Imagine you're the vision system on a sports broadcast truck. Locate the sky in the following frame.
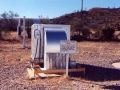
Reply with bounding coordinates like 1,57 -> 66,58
0,0 -> 120,19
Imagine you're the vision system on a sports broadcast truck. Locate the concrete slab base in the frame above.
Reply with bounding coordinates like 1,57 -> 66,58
112,62 -> 120,68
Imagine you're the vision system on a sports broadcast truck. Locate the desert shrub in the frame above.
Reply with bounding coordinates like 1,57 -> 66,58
71,34 -> 83,42
93,29 -> 102,39
26,19 -> 33,38
26,27 -> 31,38
0,11 -> 19,31
101,27 -> 115,41
94,31 -> 99,38
81,28 -> 90,40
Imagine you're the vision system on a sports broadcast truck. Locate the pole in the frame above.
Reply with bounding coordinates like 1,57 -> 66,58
17,19 -> 21,36
80,0 -> 83,35
66,54 -> 69,78
81,0 -> 83,11
22,16 -> 26,48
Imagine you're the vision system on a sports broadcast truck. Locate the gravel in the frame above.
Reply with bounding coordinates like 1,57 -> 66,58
1,39 -> 120,90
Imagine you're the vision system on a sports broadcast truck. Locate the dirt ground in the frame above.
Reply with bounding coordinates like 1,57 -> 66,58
0,32 -> 120,90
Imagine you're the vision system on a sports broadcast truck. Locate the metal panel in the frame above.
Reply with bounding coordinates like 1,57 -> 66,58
41,24 -> 70,40
45,29 -> 67,53
31,24 -> 42,62
46,53 -> 66,69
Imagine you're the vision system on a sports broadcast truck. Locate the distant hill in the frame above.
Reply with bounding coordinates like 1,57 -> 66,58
52,7 -> 120,31
51,7 -> 120,41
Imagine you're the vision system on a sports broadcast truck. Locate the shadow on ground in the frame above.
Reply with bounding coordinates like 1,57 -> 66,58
0,38 -> 20,42
69,63 -> 120,82
102,85 -> 120,90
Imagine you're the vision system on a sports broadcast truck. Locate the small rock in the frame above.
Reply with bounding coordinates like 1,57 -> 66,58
91,84 -> 94,87
16,58 -> 21,61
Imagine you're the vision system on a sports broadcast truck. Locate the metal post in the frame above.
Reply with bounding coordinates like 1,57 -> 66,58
81,0 -> 83,11
17,19 -> 21,36
22,16 -> 26,48
66,54 -> 69,78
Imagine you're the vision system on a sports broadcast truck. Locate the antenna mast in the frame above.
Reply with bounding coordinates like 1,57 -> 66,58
81,0 -> 83,11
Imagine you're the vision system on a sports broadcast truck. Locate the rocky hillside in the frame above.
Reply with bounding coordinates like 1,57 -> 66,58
50,8 -> 120,41
53,7 -> 120,31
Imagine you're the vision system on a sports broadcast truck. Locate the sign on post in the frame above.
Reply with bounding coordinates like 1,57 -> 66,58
60,40 -> 77,54
60,40 -> 77,78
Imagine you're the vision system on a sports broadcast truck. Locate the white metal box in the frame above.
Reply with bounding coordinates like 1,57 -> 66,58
31,24 -> 70,70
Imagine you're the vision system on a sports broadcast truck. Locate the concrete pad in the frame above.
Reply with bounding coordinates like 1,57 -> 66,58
112,62 -> 120,68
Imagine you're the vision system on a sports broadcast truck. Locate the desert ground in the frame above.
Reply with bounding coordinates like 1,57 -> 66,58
0,32 -> 120,90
